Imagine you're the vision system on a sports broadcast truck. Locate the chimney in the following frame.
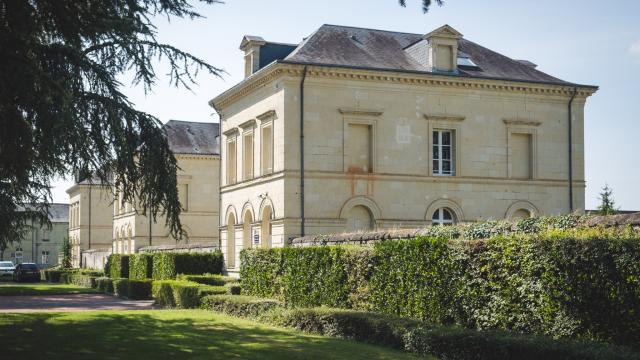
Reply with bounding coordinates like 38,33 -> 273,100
240,35 -> 266,78
424,25 -> 463,73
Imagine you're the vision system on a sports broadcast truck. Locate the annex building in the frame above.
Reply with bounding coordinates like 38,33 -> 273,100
210,24 -> 597,273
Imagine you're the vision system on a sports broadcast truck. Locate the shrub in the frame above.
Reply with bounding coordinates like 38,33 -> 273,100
152,251 -> 224,280
75,269 -> 104,277
241,227 -> 640,346
176,273 -> 237,286
43,269 -> 76,283
403,327 -> 639,360
265,307 -> 421,350
129,254 -> 153,280
128,279 -> 153,300
201,295 -> 282,318
96,277 -> 114,293
225,282 -> 241,295
113,278 -> 129,298
152,280 -> 176,307
67,274 -> 97,288
106,254 -> 129,279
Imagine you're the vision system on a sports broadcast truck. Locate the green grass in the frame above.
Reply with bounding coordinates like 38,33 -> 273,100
0,310 -> 419,359
0,282 -> 98,296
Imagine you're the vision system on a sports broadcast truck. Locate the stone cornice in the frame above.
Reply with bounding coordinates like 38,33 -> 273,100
256,109 -> 277,121
211,62 -> 598,111
338,108 -> 383,117
174,153 -> 220,160
239,119 -> 256,129
424,114 -> 465,122
503,119 -> 542,127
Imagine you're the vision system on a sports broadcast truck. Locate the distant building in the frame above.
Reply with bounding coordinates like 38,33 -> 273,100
66,176 -> 114,268
111,120 -> 221,254
1,203 -> 69,267
210,24 -> 598,274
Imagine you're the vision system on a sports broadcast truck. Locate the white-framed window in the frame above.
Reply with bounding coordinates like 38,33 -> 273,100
41,251 -> 50,264
226,138 -> 237,184
432,130 -> 455,176
261,123 -> 273,175
432,208 -> 455,225
243,131 -> 254,180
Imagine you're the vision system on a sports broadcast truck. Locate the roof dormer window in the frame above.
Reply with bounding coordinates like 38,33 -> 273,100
457,51 -> 479,69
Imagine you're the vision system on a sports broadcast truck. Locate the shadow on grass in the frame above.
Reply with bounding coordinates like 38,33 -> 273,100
0,310 -> 416,360
0,282 -> 98,296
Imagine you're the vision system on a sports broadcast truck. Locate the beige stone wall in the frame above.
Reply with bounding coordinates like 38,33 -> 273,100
112,154 -> 220,254
67,184 -> 114,267
213,64 -> 594,274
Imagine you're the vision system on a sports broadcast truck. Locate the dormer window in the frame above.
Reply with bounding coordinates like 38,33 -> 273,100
423,25 -> 463,74
457,51 -> 479,69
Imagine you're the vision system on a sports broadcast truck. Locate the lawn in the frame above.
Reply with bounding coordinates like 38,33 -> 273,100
0,282 -> 99,296
0,309 -> 419,359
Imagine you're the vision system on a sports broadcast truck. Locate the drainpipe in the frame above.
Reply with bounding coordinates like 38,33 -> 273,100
299,66 -> 308,237
88,184 -> 92,250
567,86 -> 577,212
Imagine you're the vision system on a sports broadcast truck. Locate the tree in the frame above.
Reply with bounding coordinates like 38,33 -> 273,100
398,0 -> 444,13
60,236 -> 72,269
0,0 -> 223,251
597,184 -> 618,215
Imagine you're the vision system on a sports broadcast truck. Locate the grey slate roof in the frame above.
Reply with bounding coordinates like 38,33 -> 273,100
18,203 -> 69,223
276,24 -> 577,86
163,120 -> 220,155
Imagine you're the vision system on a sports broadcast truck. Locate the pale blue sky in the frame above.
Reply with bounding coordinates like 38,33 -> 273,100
51,0 -> 640,210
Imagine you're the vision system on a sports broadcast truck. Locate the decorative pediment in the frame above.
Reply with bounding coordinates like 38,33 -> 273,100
239,35 -> 265,51
503,118 -> 541,127
256,109 -> 277,121
424,25 -> 463,40
239,119 -> 256,129
423,114 -> 465,122
338,108 -> 383,117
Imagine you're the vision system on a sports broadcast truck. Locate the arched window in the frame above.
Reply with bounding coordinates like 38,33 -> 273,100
227,213 -> 236,269
243,210 -> 253,250
432,207 -> 456,226
261,206 -> 272,249
511,209 -> 531,220
346,205 -> 374,232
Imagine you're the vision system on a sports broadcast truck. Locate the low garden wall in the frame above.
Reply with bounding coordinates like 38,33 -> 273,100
241,225 -> 640,346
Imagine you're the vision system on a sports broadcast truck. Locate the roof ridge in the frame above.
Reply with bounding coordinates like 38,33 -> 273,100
322,23 -> 422,36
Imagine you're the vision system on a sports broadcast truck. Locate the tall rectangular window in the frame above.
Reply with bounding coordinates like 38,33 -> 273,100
261,124 -> 273,174
41,251 -> 50,264
511,133 -> 532,179
243,132 -> 254,180
432,130 -> 455,176
178,184 -> 188,211
346,123 -> 372,173
227,139 -> 237,184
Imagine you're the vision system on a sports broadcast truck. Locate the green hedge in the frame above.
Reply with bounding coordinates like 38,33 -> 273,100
225,282 -> 241,295
129,254 -> 153,280
106,254 -> 129,279
241,227 -> 640,346
152,251 -> 224,280
176,273 -> 237,286
96,277 -> 114,293
113,278 -> 129,298
203,295 -> 638,359
151,280 -> 225,308
43,269 -> 75,282
201,295 -> 282,318
128,279 -> 153,300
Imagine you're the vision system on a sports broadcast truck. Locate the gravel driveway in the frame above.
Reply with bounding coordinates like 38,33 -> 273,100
0,294 -> 155,312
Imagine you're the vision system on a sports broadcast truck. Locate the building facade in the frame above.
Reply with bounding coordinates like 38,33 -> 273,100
1,204 -> 69,268
112,120 -> 221,254
67,178 -> 114,267
211,24 -> 597,273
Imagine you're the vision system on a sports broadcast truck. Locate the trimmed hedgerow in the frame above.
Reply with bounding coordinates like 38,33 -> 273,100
176,273 -> 237,286
151,280 -> 225,308
127,279 -> 153,300
106,254 -> 129,279
200,295 -> 282,318
152,251 -> 223,280
241,227 -> 640,346
225,282 -> 241,295
113,278 -> 129,298
152,280 -> 176,307
403,326 -> 639,360
95,277 -> 114,293
129,253 -> 153,280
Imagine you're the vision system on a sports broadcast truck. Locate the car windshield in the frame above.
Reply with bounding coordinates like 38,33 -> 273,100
0,261 -> 13,267
21,264 -> 38,270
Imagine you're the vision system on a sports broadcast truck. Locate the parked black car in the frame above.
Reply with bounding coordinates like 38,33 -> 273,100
13,263 -> 41,282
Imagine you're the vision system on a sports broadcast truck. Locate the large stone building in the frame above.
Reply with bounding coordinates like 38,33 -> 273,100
67,177 -> 114,267
210,24 -> 597,273
1,204 -> 69,268
112,120 -> 221,254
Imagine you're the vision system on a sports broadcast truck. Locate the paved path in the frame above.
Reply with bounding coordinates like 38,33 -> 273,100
0,294 -> 155,312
